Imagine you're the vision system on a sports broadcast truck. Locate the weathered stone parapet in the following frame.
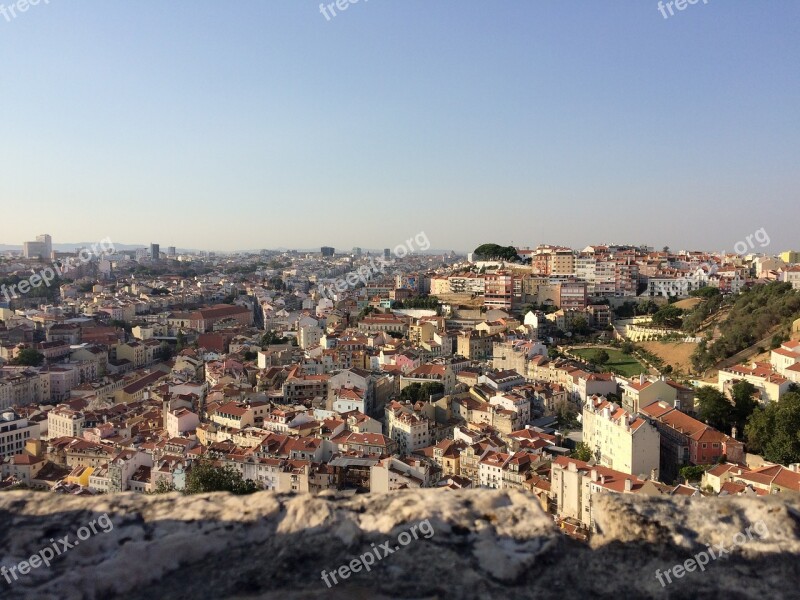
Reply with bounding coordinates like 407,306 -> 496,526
0,489 -> 797,599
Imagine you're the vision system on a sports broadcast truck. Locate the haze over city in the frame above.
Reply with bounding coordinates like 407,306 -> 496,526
1,2 -> 798,251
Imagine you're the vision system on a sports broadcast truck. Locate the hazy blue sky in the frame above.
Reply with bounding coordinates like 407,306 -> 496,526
1,1 -> 798,253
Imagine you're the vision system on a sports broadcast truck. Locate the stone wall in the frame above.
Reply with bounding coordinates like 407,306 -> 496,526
0,489 -> 798,599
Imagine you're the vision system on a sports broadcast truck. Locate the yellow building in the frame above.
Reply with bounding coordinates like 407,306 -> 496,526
780,251 -> 800,264
66,465 -> 95,487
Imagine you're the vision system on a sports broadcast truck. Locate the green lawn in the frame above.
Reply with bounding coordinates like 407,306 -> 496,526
571,348 -> 647,377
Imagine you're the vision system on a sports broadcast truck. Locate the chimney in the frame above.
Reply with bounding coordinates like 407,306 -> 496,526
591,469 -> 598,482
731,426 -> 738,440
650,468 -> 657,481
600,475 -> 605,485
639,374 -> 646,385
624,478 -> 632,492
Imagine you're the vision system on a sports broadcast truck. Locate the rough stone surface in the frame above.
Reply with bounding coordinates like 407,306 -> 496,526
0,489 -> 798,599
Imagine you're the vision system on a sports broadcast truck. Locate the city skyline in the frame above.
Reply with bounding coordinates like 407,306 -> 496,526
1,2 -> 798,251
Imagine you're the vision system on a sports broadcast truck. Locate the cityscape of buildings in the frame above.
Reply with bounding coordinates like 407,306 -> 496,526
1,233 -> 800,540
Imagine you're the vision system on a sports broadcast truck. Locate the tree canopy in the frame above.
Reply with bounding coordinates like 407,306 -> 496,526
691,282 -> 800,371
184,459 -> 258,495
473,244 -> 521,262
12,348 -> 45,367
695,386 -> 734,433
399,382 -> 445,403
745,390 -> 800,465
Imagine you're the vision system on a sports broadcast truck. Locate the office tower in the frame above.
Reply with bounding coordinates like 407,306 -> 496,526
321,247 -> 335,258
150,243 -> 160,261
23,233 -> 52,259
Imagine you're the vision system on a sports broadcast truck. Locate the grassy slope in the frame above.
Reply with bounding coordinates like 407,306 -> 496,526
571,348 -> 647,377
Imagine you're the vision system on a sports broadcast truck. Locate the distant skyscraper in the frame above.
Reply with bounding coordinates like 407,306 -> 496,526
167,246 -> 176,257
353,247 -> 362,256
321,246 -> 335,257
384,248 -> 391,260
150,243 -> 160,261
23,233 -> 52,259
36,234 -> 52,258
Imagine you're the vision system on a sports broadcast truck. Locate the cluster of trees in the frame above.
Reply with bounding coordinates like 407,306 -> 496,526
519,303 -> 559,315
267,277 -> 286,291
614,300 -> 660,318
398,382 -> 444,403
569,316 -> 592,336
261,330 -> 291,346
571,442 -> 594,462
358,306 -> 377,320
650,305 -> 684,329
695,382 -> 759,436
693,382 -> 800,465
472,244 -> 521,262
745,386 -> 800,465
691,283 -> 800,372
393,295 -> 440,310
681,288 -> 725,333
153,459 -> 259,495
109,319 -> 133,333
0,274 -> 63,303
679,465 -> 709,482
10,348 -> 45,367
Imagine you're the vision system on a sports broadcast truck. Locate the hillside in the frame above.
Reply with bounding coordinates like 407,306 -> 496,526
690,282 -> 800,373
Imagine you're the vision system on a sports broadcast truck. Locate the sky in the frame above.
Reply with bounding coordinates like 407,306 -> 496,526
0,1 -> 798,253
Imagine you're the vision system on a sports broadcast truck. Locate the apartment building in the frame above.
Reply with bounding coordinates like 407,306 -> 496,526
559,281 -> 588,310
550,250 -> 576,277
718,362 -> 792,404
0,410 -> 39,460
621,375 -> 694,415
771,341 -> 800,377
385,401 -> 432,455
551,456 -> 645,530
641,401 -> 744,483
47,406 -> 85,439
583,397 -> 660,478
0,369 -> 43,409
484,271 -> 515,310
456,330 -> 494,360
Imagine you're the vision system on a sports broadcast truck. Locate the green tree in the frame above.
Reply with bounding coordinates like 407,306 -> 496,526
570,316 -> 590,336
730,380 -> 759,434
571,442 -> 594,462
261,330 -> 289,346
151,479 -> 176,494
184,459 -> 259,495
744,391 -> 800,464
695,386 -> 734,433
472,244 -> 521,262
593,349 -> 610,366
12,348 -> 45,367
679,465 -> 707,482
690,286 -> 722,299
358,306 -> 377,320
176,331 -> 187,352
651,305 -> 684,329
399,382 -> 445,403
